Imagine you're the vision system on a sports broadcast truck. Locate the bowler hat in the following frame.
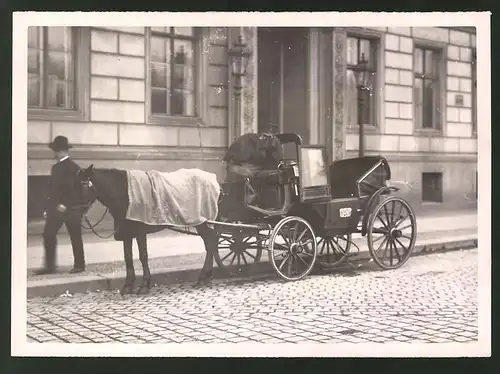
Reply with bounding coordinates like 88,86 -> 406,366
49,135 -> 72,152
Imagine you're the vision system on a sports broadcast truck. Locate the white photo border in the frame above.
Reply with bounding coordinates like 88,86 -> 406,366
12,11 -> 491,357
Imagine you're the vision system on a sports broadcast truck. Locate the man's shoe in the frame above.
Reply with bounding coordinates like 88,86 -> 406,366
33,267 -> 56,276
69,267 -> 85,274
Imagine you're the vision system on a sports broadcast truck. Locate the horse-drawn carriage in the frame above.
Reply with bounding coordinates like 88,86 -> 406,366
208,133 -> 417,281
78,131 -> 417,294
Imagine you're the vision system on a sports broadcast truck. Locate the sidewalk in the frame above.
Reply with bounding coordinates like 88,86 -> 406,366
27,208 -> 477,271
25,208 -> 478,298
26,200 -> 477,236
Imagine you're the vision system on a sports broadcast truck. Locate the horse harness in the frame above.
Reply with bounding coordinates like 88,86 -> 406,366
74,179 -> 116,239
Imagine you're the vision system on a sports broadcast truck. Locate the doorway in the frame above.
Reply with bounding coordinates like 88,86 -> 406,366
257,28 -> 309,144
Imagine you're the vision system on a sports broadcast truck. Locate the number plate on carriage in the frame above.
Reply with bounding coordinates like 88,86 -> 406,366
339,207 -> 352,218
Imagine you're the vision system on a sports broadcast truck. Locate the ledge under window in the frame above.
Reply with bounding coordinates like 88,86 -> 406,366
146,114 -> 207,127
28,106 -> 89,122
346,124 -> 379,134
414,127 -> 443,136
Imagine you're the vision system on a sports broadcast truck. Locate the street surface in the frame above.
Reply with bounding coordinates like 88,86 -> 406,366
27,249 -> 478,344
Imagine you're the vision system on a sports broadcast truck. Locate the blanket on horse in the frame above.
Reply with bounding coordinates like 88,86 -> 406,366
125,168 -> 220,227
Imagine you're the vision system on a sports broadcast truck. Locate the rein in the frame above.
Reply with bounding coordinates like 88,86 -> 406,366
81,206 -> 115,239
77,180 -> 116,239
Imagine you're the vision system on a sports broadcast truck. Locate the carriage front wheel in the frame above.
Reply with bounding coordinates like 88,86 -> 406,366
268,216 -> 318,281
367,196 -> 417,270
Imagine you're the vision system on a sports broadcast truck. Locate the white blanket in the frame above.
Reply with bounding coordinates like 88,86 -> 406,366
125,168 -> 220,227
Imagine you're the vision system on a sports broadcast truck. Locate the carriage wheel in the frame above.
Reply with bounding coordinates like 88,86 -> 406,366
367,196 -> 417,270
214,232 -> 263,276
316,234 -> 352,269
268,216 -> 317,281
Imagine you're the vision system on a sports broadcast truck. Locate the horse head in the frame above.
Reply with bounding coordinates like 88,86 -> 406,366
77,164 -> 98,207
79,164 -> 95,181
76,165 -> 128,217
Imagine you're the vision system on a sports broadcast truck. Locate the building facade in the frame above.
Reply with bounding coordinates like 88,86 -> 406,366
27,26 -> 477,227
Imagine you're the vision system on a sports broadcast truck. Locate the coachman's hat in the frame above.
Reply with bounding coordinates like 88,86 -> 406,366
48,135 -> 72,152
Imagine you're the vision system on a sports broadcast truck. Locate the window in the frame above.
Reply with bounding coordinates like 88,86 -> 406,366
472,49 -> 477,134
414,46 -> 442,129
27,26 -> 89,121
28,26 -> 77,110
148,27 -> 197,117
422,172 -> 443,203
346,36 -> 378,128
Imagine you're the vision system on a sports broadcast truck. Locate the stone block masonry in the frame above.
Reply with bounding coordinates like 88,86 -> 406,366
27,26 -> 233,177
344,27 -> 477,207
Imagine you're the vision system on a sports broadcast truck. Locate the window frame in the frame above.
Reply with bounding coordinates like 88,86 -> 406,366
28,26 -> 90,122
471,48 -> 477,136
413,40 -> 446,134
145,27 -> 208,126
422,171 -> 444,203
345,28 -> 382,133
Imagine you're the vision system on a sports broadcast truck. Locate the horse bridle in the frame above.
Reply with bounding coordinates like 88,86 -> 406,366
76,179 -> 115,239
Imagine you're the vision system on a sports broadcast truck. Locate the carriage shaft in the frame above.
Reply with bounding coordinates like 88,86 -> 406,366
206,220 -> 267,231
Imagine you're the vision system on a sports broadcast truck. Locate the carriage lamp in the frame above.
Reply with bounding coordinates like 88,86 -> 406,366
353,53 -> 372,158
229,35 -> 252,140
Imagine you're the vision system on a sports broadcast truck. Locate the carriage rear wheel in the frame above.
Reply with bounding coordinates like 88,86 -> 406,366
268,216 -> 317,281
316,234 -> 352,269
367,196 -> 417,270
214,231 -> 263,276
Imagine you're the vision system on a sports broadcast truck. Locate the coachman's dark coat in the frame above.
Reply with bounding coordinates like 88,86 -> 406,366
45,158 -> 82,212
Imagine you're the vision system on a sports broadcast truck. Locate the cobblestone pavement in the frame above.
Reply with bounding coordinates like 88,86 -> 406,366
26,249 -> 478,344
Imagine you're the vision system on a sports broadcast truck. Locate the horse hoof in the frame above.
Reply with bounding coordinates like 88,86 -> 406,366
121,285 -> 134,295
195,276 -> 213,287
136,286 -> 150,295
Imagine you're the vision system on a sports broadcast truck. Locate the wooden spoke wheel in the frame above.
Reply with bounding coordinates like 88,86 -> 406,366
214,231 -> 264,276
367,196 -> 417,270
268,216 -> 317,281
316,234 -> 352,269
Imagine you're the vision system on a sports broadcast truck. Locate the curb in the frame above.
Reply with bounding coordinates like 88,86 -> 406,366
27,235 -> 478,299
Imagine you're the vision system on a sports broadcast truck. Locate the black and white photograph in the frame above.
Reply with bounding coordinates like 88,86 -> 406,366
11,11 -> 490,357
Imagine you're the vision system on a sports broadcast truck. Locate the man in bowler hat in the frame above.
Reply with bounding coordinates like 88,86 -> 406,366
34,136 -> 86,275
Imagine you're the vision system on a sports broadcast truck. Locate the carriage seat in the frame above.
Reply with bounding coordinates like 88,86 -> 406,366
221,165 -> 295,211
225,166 -> 293,187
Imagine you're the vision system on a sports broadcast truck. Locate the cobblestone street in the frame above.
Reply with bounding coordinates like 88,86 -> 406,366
26,249 -> 478,344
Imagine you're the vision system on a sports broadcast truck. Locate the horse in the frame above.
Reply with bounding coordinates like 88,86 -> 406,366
76,165 -> 219,295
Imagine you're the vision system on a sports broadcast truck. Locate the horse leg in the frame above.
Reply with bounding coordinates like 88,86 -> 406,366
121,237 -> 136,294
136,234 -> 152,295
195,223 -> 217,285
